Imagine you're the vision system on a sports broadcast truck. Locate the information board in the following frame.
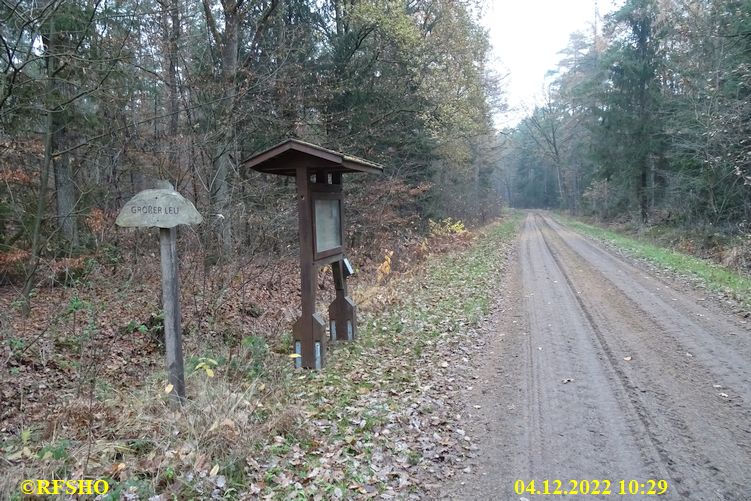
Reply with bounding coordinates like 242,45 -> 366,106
314,198 -> 342,253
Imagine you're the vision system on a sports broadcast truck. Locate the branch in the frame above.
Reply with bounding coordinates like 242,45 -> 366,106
202,0 -> 223,49
248,0 -> 278,53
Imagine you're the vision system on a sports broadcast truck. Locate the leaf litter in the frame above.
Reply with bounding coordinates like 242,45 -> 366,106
0,216 -> 521,499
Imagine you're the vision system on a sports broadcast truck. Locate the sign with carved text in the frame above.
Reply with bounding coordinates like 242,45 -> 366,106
115,184 -> 202,401
115,189 -> 202,228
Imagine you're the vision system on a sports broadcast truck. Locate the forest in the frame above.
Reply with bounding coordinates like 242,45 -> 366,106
1,0 -> 503,497
503,0 -> 751,237
3,0 -> 750,292
0,0 -> 503,302
1,0 -> 750,499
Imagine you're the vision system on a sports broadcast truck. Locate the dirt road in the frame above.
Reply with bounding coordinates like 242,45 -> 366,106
447,213 -> 751,500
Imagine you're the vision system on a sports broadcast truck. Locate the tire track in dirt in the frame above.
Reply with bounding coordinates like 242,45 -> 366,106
445,212 -> 751,500
537,214 -> 751,499
519,214 -> 668,494
536,216 -> 696,499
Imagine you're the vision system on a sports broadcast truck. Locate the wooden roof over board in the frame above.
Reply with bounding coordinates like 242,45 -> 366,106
241,139 -> 384,176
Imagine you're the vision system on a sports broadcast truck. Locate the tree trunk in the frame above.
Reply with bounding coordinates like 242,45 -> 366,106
639,162 -> 648,224
649,155 -> 656,209
164,0 -> 180,179
208,7 -> 240,253
54,148 -> 79,247
21,16 -> 57,314
211,138 -> 233,250
50,16 -> 79,248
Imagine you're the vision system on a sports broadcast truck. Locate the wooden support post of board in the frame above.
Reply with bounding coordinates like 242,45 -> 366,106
328,259 -> 356,341
293,166 -> 326,369
160,227 -> 185,401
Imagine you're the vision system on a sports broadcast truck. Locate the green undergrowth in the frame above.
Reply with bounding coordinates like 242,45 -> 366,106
560,216 -> 751,307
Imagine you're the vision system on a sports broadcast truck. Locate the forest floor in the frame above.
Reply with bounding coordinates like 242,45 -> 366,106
444,212 -> 751,500
5,210 -> 750,500
0,214 -> 522,500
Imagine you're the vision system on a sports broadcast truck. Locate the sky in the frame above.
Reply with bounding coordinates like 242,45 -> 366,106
481,0 -> 623,128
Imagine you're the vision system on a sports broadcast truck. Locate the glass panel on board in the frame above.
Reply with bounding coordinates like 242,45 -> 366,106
314,199 -> 341,253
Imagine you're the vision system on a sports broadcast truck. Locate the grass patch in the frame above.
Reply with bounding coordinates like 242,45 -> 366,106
560,216 -> 751,307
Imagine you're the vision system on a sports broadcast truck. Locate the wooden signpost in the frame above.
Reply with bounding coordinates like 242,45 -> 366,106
242,139 -> 383,369
116,183 -> 202,400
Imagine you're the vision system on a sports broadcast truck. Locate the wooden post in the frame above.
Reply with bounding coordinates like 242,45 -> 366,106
293,167 -> 326,369
160,227 -> 185,401
116,185 -> 200,397
329,260 -> 356,341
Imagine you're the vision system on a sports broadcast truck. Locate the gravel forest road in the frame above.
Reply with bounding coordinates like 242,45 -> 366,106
446,212 -> 751,500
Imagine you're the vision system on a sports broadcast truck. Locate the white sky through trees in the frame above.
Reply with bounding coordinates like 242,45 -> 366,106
482,0 -> 623,128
